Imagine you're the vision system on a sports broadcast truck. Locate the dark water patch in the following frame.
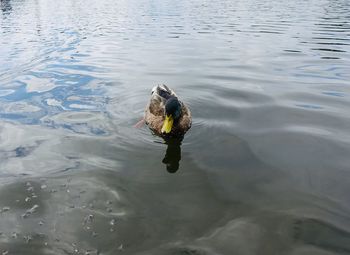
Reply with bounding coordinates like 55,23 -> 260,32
293,218 -> 350,253
284,49 -> 302,53
321,56 -> 341,59
312,37 -> 350,41
312,48 -> 346,52
316,42 -> 350,46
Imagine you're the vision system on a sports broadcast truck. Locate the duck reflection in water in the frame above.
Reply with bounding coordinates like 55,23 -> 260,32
162,137 -> 182,173
136,84 -> 191,173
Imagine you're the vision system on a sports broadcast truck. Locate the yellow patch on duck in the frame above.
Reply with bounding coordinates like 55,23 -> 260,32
161,115 -> 174,134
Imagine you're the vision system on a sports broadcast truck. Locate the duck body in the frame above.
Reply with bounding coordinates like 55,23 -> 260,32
145,85 -> 191,137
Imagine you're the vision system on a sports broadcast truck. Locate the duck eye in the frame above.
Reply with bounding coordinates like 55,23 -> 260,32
175,109 -> 181,119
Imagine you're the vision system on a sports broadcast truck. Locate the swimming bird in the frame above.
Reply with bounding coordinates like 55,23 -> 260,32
144,84 -> 191,137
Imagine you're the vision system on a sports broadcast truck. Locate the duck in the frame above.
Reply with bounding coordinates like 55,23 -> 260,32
144,84 -> 192,137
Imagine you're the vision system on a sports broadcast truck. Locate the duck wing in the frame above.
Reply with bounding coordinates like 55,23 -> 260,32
148,84 -> 179,116
153,84 -> 177,100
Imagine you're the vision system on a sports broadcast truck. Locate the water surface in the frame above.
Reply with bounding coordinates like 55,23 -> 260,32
1,0 -> 350,254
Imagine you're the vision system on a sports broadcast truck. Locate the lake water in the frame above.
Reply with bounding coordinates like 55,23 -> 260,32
1,0 -> 350,254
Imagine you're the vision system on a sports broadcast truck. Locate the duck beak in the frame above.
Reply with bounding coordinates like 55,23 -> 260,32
161,115 -> 174,134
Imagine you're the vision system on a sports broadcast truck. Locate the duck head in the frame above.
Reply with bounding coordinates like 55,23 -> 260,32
161,97 -> 182,134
